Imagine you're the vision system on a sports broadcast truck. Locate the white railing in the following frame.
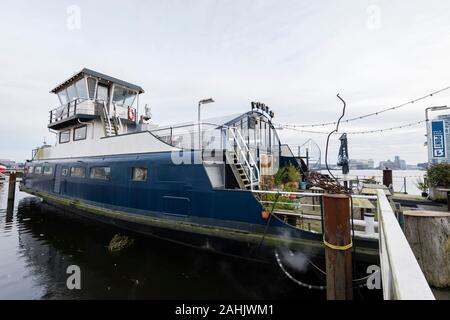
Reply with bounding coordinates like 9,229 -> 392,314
376,189 -> 435,300
251,190 -> 378,236
49,98 -> 135,127
229,127 -> 260,190
49,98 -> 94,124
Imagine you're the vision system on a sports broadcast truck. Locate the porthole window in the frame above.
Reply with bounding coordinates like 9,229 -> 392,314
132,167 -> 147,181
70,166 -> 86,178
90,167 -> 111,180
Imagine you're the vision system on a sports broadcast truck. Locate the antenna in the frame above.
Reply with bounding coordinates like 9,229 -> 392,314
143,104 -> 152,121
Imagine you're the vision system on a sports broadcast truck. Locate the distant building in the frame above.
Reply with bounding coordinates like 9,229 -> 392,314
349,159 -> 375,170
378,160 -> 395,169
378,155 -> 409,170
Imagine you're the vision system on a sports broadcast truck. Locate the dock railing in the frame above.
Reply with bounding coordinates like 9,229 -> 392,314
251,190 -> 378,237
376,189 -> 435,300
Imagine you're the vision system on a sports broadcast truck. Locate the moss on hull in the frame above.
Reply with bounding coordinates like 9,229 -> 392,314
20,185 -> 378,258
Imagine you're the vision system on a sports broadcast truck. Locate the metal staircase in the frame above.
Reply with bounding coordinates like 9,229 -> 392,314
100,101 -> 122,137
226,128 -> 260,190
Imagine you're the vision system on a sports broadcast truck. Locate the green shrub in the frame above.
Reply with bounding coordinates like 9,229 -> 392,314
274,167 -> 287,186
274,164 -> 300,186
414,178 -> 428,192
286,164 -> 300,182
283,185 -> 297,192
427,163 -> 450,187
262,193 -> 295,211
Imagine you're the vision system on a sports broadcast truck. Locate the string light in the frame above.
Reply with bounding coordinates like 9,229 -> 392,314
278,120 -> 426,135
279,86 -> 450,128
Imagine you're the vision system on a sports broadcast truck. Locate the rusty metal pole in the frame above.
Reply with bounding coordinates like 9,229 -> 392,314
383,168 -> 393,189
323,194 -> 353,300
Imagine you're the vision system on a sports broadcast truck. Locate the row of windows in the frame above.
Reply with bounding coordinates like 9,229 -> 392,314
59,125 -> 87,144
28,166 -> 148,181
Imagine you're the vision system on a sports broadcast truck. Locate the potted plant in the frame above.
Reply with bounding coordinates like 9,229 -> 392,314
426,163 -> 450,201
414,178 -> 428,198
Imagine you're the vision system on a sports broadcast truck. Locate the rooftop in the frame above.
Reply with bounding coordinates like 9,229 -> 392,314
50,68 -> 145,94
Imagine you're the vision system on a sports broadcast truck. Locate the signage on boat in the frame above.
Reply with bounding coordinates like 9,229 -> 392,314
431,120 -> 446,158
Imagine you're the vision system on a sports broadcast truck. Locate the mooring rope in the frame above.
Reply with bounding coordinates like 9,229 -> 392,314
274,249 -> 326,290
275,249 -> 370,290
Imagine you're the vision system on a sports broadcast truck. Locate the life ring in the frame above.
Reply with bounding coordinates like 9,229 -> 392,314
127,107 -> 135,121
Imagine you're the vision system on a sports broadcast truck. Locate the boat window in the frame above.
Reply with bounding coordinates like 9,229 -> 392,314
73,125 -> 87,141
66,84 -> 77,102
61,168 -> 68,176
97,84 -> 109,103
131,167 -> 147,181
87,78 -> 97,99
75,78 -> 88,99
113,86 -> 136,106
28,166 -> 34,174
89,167 -> 111,180
43,166 -> 53,175
34,166 -> 42,174
70,166 -> 86,178
58,90 -> 69,105
123,92 -> 137,107
59,130 -> 70,143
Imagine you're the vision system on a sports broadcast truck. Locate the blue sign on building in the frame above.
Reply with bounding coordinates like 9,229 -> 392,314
431,120 -> 446,158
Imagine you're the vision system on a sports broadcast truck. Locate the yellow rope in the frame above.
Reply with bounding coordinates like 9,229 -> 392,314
323,238 -> 353,251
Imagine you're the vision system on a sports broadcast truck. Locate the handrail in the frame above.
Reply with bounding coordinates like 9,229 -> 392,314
228,127 -> 260,189
49,98 -> 135,126
235,128 -> 260,180
49,97 -> 89,113
251,189 -> 377,200
112,102 -> 123,132
376,189 -> 434,300
101,100 -> 114,135
49,98 -> 94,124
150,122 -> 227,134
228,128 -> 255,186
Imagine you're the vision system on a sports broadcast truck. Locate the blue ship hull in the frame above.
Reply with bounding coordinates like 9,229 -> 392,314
21,151 -> 379,264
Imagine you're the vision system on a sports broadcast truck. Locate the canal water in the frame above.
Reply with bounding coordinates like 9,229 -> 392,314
0,181 -> 330,300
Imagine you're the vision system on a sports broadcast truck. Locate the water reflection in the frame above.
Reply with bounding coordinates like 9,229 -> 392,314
0,184 -> 326,299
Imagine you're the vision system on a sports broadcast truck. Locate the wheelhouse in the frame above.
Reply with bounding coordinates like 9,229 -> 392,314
48,68 -> 144,131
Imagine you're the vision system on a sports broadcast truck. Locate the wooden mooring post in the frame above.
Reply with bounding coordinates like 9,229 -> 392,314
6,172 -> 17,218
323,194 -> 353,300
7,172 -> 17,202
383,168 -> 392,189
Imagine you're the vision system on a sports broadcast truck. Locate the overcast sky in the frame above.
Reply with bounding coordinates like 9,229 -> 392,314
1,0 -> 450,165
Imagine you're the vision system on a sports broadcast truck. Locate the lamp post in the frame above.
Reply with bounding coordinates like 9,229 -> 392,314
425,105 -> 449,163
198,98 -> 215,152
